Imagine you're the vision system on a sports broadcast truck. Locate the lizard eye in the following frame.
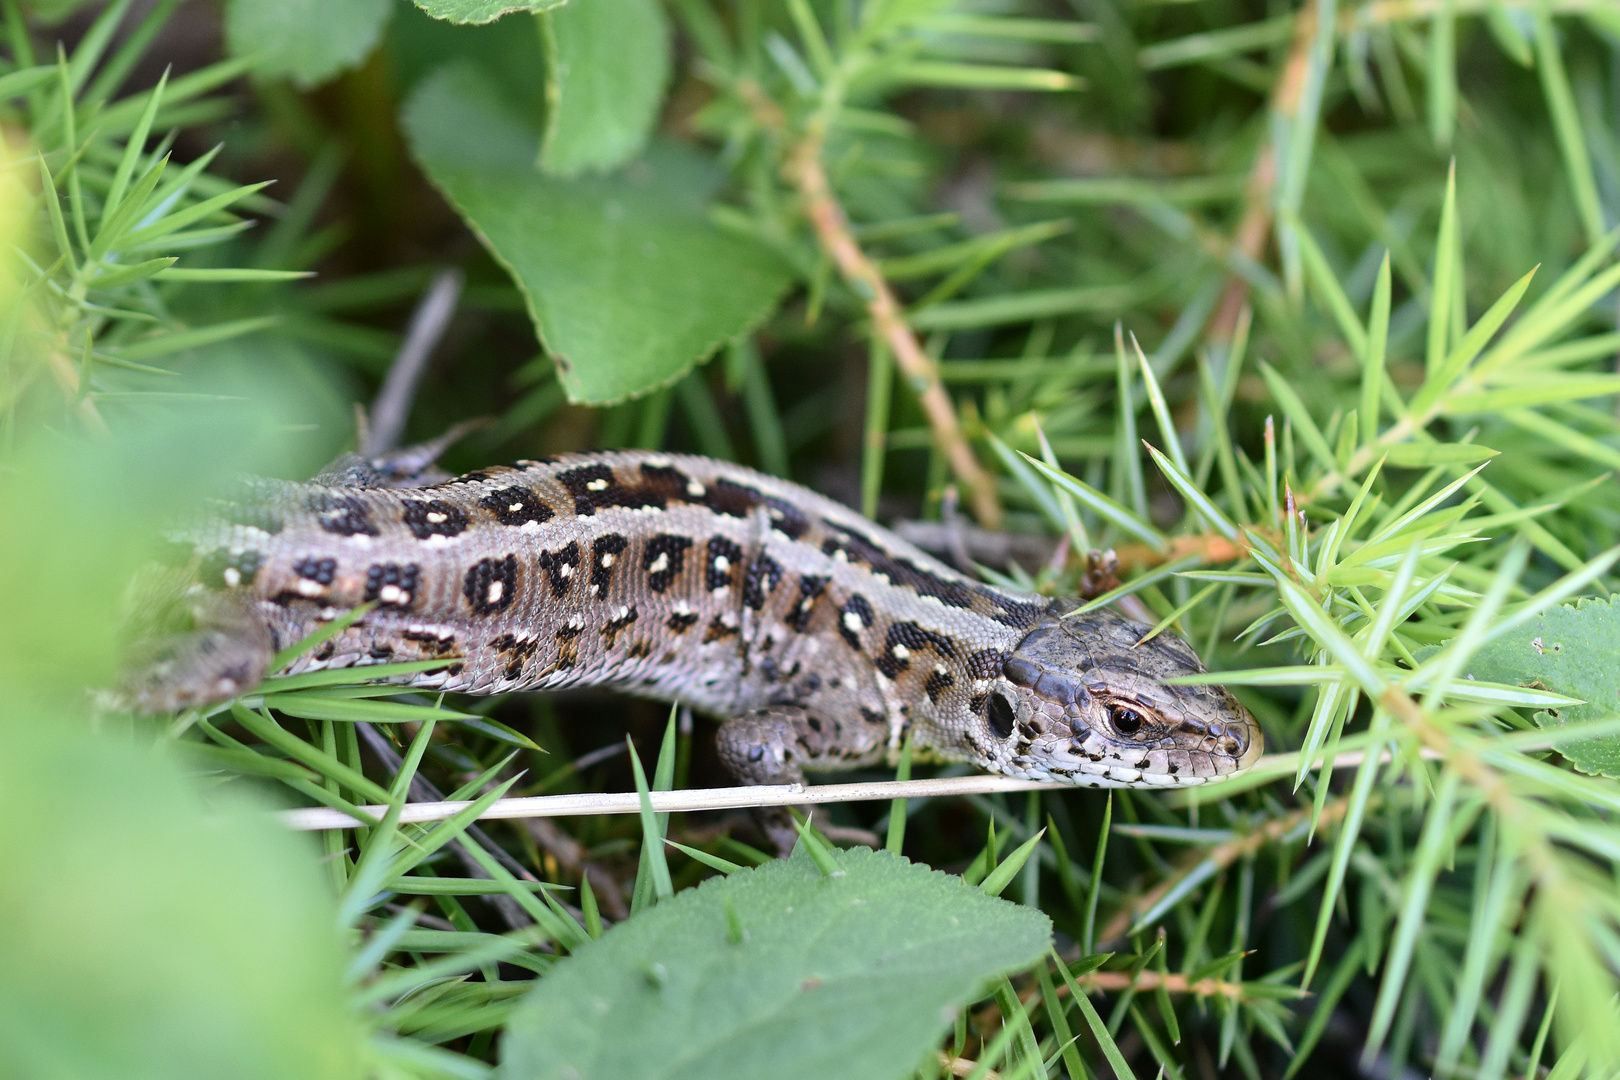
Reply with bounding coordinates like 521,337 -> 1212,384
987,691 -> 1016,739
1110,705 -> 1144,736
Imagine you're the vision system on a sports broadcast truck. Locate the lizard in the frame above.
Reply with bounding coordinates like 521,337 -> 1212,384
122,440 -> 1262,848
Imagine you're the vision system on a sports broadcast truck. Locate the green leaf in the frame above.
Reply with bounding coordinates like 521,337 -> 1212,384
0,717 -> 364,1079
89,256 -> 176,289
0,65 -> 56,101
402,64 -> 793,404
1380,442 -> 1497,467
224,0 -> 392,88
498,846 -> 1051,1080
1450,595 -> 1620,777
414,0 -> 565,23
539,0 -> 671,177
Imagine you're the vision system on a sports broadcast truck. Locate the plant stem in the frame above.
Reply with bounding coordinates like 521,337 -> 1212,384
783,116 -> 1004,529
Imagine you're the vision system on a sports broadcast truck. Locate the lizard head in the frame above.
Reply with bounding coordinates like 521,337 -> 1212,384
972,600 -> 1261,787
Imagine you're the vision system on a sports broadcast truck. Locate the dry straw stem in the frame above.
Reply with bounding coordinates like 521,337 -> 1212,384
1052,966 -> 1254,1001
783,116 -> 1004,529
1341,0 -> 1612,27
938,1052 -> 1001,1079
278,746 -> 1440,832
1204,0 -> 1321,344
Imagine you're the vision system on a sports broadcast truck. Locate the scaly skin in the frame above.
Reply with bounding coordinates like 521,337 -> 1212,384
125,447 -> 1262,812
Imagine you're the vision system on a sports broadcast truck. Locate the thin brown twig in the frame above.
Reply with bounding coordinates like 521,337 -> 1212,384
1203,0 -> 1321,345
938,1052 -> 1001,1079
1054,966 -> 1267,1001
779,114 -> 1004,529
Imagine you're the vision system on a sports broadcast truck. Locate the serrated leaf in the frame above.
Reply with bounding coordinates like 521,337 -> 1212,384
402,64 -> 793,404
539,0 -> 670,177
1448,595 -> 1620,776
414,0 -> 565,23
498,846 -> 1051,1080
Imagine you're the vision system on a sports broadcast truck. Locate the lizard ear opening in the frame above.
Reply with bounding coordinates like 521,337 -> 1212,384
987,690 -> 1016,739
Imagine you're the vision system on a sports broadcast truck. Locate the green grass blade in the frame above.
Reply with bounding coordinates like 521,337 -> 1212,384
1362,771 -> 1464,1063
628,735 -> 674,909
981,829 -> 1045,898
1426,162 -> 1458,374
1534,8 -> 1605,244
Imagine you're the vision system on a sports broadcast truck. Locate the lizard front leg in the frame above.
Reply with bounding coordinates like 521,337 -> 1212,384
119,591 -> 274,713
715,705 -> 889,854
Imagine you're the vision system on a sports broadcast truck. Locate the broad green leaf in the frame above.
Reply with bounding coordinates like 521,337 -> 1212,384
1449,595 -> 1620,777
539,0 -> 671,176
224,0 -> 392,88
414,0 -> 565,23
402,64 -> 793,404
498,846 -> 1052,1080
0,718 -> 363,1080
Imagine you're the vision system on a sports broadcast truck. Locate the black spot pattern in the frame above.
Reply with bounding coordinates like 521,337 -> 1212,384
491,633 -> 539,681
309,492 -> 377,537
980,594 -> 1044,629
925,668 -> 955,703
700,480 -> 809,539
558,462 -> 691,515
198,548 -> 263,589
479,485 -> 554,527
601,606 -> 639,647
402,499 -> 468,540
363,562 -> 420,609
537,542 -> 580,598
591,533 -> 628,595
463,555 -> 518,615
704,615 -> 738,642
666,611 -> 699,633
401,629 -> 458,655
293,556 -> 336,585
820,521 -> 1043,628
706,537 -> 743,591
967,649 -> 1010,679
743,552 -> 783,610
557,464 -> 621,515
874,621 -> 959,678
701,479 -> 762,518
553,625 -> 580,670
786,575 -> 828,632
838,594 -> 874,651
763,497 -> 809,540
643,534 -> 692,593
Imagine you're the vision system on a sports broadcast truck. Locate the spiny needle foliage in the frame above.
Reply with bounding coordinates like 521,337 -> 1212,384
4,0 -> 1620,1077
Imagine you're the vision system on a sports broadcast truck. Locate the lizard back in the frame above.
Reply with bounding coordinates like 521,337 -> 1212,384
129,449 -> 1260,789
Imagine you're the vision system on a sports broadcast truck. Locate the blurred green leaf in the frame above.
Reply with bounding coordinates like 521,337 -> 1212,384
539,0 -> 671,176
1450,596 -> 1620,777
0,718 -> 363,1079
499,846 -> 1050,1080
224,0 -> 392,88
403,65 -> 793,403
414,0 -> 566,23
